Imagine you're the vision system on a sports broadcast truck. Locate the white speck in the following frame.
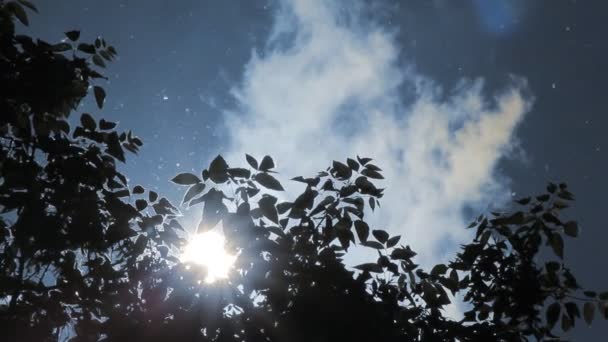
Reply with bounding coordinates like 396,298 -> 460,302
162,95 -> 169,101
511,192 -> 516,197
544,164 -> 550,172
551,83 -> 556,89
185,108 -> 190,113
565,26 -> 571,31
596,146 -> 601,152
176,163 -> 180,167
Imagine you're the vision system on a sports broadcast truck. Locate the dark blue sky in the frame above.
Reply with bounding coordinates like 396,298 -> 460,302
25,0 -> 608,339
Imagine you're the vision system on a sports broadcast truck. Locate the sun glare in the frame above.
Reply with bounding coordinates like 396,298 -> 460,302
181,231 -> 236,283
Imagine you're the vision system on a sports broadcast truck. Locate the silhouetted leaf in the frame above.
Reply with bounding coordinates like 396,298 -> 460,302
357,156 -> 372,165
372,229 -> 389,243
255,172 -> 284,191
386,235 -> 400,248
245,154 -> 258,170
209,155 -> 229,183
549,233 -> 564,258
361,168 -> 383,179
80,113 -> 96,130
584,302 -> 595,325
92,54 -> 106,68
99,119 -> 117,130
78,43 -> 96,54
133,185 -> 144,194
93,86 -> 106,108
547,302 -> 561,329
355,263 -> 383,273
354,220 -> 369,242
135,199 -> 147,211
149,191 -> 158,202
564,221 -> 579,237
17,0 -> 37,13
183,183 -> 206,204
8,2 -> 29,26
331,160 -> 352,180
361,241 -> 384,250
258,195 -> 279,224
346,158 -> 359,171
259,155 -> 275,171
431,264 -> 448,276
171,173 -> 200,185
65,30 -> 80,41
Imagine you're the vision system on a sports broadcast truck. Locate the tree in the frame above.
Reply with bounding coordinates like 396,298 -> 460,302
0,2 -> 182,340
1,3 -> 607,341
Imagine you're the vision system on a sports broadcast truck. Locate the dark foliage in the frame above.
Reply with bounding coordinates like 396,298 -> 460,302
1,3 -> 607,341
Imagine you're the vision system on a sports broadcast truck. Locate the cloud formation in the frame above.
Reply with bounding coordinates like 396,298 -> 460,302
224,0 -> 531,267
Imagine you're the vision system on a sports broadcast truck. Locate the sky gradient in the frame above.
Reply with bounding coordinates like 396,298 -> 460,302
24,0 -> 608,339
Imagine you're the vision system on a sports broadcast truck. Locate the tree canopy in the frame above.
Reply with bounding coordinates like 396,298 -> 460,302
1,2 -> 607,341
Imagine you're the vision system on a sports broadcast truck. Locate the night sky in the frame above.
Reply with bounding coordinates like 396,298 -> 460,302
23,0 -> 608,339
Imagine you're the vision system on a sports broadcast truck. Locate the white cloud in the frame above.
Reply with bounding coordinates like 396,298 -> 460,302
224,0 -> 531,268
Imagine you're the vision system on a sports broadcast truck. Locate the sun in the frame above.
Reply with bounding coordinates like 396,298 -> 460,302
180,231 -> 236,283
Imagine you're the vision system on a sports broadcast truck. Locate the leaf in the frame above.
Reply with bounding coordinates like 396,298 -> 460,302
361,168 -> 384,179
80,113 -> 96,130
149,191 -> 158,202
599,292 -> 608,300
354,263 -> 383,273
17,0 -> 38,12
135,199 -> 147,211
209,155 -> 229,183
561,313 -> 572,332
354,220 -> 369,242
549,233 -> 564,259
584,302 -> 595,325
171,173 -> 200,185
259,155 -> 275,171
364,164 -> 382,172
386,235 -> 401,248
255,172 -> 284,191
106,132 -> 125,162
78,43 -> 96,54
357,156 -> 372,165
331,160 -> 352,180
372,229 -> 389,243
92,54 -> 106,68
515,197 -> 531,205
361,241 -> 384,250
93,86 -> 106,109
99,119 -> 117,130
9,2 -> 28,26
245,154 -> 258,170
391,246 -> 417,260
564,221 -> 579,237
133,185 -> 145,194
65,30 -> 80,41
258,195 -> 279,224
346,158 -> 359,171
183,183 -> 206,204
369,197 -> 375,211
546,302 -> 561,329
431,264 -> 448,276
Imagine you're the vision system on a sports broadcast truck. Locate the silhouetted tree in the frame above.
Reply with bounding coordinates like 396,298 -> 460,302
1,3 -> 607,341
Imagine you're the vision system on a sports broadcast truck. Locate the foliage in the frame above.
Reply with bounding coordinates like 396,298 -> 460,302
1,3 -> 607,341
0,2 -> 182,340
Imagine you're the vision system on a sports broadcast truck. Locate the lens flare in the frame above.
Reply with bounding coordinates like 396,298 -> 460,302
181,231 -> 236,283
